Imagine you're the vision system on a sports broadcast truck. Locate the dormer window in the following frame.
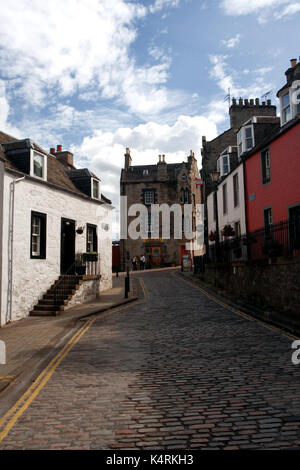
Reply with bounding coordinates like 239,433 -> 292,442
217,155 -> 230,177
237,125 -> 254,158
31,151 -> 46,180
92,178 -> 100,199
281,92 -> 291,124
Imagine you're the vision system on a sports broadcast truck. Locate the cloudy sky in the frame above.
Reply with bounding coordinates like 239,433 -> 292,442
0,0 -> 299,235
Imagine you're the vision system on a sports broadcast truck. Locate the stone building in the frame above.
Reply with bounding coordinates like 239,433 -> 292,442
120,149 -> 203,269
0,132 -> 113,325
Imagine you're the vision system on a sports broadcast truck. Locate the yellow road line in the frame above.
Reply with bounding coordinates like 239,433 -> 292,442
0,377 -> 15,382
175,273 -> 299,341
139,278 -> 150,301
0,318 -> 95,442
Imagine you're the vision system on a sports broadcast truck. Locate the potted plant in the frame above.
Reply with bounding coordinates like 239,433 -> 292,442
82,252 -> 98,262
75,253 -> 86,275
221,225 -> 235,238
208,231 -> 217,242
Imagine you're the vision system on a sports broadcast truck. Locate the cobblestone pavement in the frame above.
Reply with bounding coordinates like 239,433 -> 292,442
0,270 -> 300,450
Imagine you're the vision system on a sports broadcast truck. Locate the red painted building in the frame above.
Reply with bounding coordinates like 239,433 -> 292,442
245,119 -> 300,232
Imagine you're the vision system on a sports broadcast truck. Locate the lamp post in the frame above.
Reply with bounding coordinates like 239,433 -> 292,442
210,170 -> 220,263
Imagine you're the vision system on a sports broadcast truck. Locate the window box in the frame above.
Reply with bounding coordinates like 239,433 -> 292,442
82,252 -> 98,262
221,224 -> 235,238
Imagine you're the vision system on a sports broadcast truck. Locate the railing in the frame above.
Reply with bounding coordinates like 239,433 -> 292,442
208,219 -> 300,263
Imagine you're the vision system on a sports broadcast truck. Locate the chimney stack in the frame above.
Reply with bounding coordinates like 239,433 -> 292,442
291,58 -> 297,68
124,147 -> 132,170
55,145 -> 74,168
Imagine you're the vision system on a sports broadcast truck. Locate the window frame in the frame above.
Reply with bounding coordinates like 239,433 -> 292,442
281,91 -> 291,125
233,173 -> 240,208
91,178 -> 100,200
222,183 -> 228,215
261,148 -> 271,185
143,189 -> 155,206
237,124 -> 254,158
86,223 -> 98,253
30,211 -> 47,259
30,150 -> 47,181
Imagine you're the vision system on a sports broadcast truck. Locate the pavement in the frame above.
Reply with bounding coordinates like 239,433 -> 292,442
0,275 -> 138,397
0,269 -> 299,449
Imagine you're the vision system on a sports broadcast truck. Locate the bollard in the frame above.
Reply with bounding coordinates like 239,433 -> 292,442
127,266 -> 130,292
125,276 -> 129,298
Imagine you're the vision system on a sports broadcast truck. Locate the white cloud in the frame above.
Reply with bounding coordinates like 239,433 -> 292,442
220,0 -> 289,15
209,54 -> 273,98
150,0 -> 181,13
221,34 -> 241,49
71,114 -> 217,212
274,2 -> 300,18
220,0 -> 300,21
0,0 -> 186,118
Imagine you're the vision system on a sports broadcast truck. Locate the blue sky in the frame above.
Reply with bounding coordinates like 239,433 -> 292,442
0,0 -> 300,233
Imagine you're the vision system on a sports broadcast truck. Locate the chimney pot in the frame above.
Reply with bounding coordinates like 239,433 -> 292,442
291,58 -> 297,68
262,101 -> 266,106
232,97 -> 237,105
57,144 -> 62,152
126,147 -> 130,155
50,147 -> 55,155
250,99 -> 254,106
162,154 -> 165,162
255,98 -> 260,106
267,99 -> 271,106
239,98 -> 243,106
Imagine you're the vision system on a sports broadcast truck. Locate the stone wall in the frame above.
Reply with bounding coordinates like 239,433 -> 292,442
65,277 -> 100,309
201,256 -> 300,318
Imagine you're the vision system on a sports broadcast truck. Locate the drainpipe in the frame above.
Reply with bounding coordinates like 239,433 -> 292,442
0,161 -> 4,326
6,176 -> 25,324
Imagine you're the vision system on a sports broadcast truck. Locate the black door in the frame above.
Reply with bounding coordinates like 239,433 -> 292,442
289,206 -> 300,251
61,218 -> 75,274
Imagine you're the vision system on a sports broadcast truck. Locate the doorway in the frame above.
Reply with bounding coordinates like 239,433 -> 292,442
61,218 -> 75,274
151,246 -> 162,266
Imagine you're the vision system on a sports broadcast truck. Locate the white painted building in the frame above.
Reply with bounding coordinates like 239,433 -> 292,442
0,132 -> 113,326
207,159 -> 247,260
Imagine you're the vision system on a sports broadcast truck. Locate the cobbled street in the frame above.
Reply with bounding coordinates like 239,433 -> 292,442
1,270 -> 300,450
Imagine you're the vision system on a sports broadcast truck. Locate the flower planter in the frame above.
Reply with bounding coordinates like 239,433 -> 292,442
82,253 -> 98,262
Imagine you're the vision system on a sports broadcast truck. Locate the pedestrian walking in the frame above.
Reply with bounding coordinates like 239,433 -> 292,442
132,256 -> 137,271
140,254 -> 146,270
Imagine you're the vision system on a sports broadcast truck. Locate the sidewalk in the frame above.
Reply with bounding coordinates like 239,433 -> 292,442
0,275 -> 138,395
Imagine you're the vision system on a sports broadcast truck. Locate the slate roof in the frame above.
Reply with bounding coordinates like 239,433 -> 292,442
121,162 -> 188,183
0,131 -> 111,204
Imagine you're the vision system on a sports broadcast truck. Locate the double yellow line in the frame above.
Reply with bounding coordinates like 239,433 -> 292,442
139,278 -> 150,301
175,273 -> 298,341
0,317 -> 96,443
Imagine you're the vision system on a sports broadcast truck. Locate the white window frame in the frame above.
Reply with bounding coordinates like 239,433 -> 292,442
31,216 -> 41,256
30,149 -> 47,181
237,125 -> 254,158
280,85 -> 300,126
218,154 -> 230,177
91,178 -> 100,199
281,91 -> 291,125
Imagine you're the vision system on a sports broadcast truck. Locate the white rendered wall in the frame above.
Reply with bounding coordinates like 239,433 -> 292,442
207,163 -> 246,240
0,172 -> 112,326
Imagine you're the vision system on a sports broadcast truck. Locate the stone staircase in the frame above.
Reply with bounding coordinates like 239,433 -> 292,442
30,275 -> 83,317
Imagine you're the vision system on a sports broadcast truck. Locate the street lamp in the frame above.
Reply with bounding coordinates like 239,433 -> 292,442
210,170 -> 220,262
